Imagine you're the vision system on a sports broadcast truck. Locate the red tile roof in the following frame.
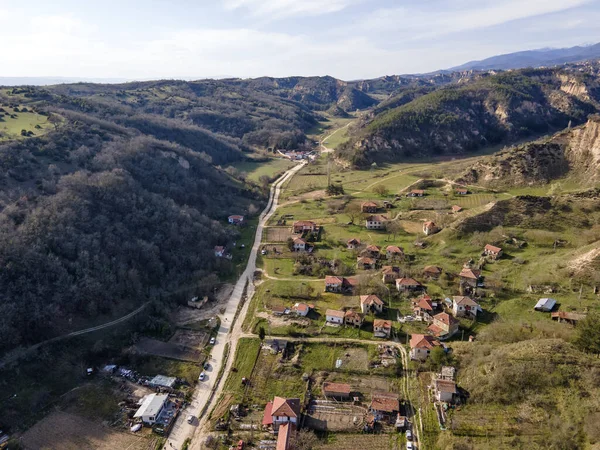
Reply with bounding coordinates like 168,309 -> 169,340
325,276 -> 343,285
416,297 -> 434,311
276,423 -> 295,450
360,294 -> 384,306
262,401 -> 274,425
366,244 -> 381,252
396,277 -> 422,286
357,257 -> 376,265
374,319 -> 392,329
347,238 -> 361,245
410,333 -> 440,350
386,245 -> 404,253
326,309 -> 345,319
323,382 -> 352,395
434,312 -> 458,326
485,244 -> 502,253
271,397 -> 300,419
366,214 -> 388,222
362,201 -> 378,207
423,265 -> 442,274
370,392 -> 399,413
453,296 -> 479,307
459,267 -> 481,279
423,221 -> 436,228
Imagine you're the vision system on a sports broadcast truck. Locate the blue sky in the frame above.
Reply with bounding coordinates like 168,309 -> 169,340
2,0 -> 600,80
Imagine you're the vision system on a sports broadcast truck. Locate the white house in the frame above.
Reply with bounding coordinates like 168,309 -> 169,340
293,237 -> 307,251
409,334 -> 442,361
326,309 -> 345,325
262,397 -> 301,431
365,215 -> 388,230
452,296 -> 481,318
373,319 -> 392,338
423,221 -> 439,236
292,303 -> 312,317
360,294 -> 385,314
433,379 -> 457,403
134,393 -> 169,425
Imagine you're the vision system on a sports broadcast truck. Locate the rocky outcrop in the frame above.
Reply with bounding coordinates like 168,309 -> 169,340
458,116 -> 600,187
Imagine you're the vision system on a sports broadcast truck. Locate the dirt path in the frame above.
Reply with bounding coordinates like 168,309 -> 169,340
0,302 -> 150,370
320,121 -> 353,153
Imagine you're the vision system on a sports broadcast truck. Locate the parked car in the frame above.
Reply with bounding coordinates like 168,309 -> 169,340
261,249 -> 267,255
199,372 -> 206,381
406,442 -> 414,450
406,429 -> 413,441
210,337 -> 216,345
204,362 -> 210,370
187,415 -> 195,424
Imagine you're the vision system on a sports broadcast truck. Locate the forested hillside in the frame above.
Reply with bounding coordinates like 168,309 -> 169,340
337,66 -> 600,166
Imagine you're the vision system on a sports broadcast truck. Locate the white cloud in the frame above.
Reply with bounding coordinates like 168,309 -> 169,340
222,0 -> 361,19
361,0 -> 594,39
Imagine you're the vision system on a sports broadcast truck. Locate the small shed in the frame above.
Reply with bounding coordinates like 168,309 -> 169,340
149,375 -> 177,389
534,298 -> 556,312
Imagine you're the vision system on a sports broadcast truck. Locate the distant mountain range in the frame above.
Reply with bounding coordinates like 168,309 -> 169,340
448,42 -> 600,71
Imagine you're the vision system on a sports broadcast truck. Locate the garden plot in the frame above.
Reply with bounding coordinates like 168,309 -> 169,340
304,400 -> 368,431
265,227 -> 294,242
134,336 -> 203,362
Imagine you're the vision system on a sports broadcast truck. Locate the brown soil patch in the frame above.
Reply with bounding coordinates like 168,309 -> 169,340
211,393 -> 234,420
168,329 -> 208,348
265,227 -> 294,242
21,411 -> 154,450
135,337 -> 202,362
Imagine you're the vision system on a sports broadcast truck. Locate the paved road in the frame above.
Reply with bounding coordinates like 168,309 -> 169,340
167,161 -> 306,450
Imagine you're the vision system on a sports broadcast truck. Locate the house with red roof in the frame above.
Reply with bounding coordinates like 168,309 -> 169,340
347,238 -> 361,250
423,265 -> 442,279
386,245 -> 404,261
459,267 -> 481,288
361,201 -> 378,213
326,309 -> 345,325
373,319 -> 392,338
413,295 -> 435,322
428,312 -> 459,339
292,303 -> 313,317
407,189 -> 424,197
292,220 -> 317,234
360,294 -> 385,314
357,256 -> 376,270
423,221 -> 439,236
292,237 -> 307,252
382,265 -> 401,284
410,333 -> 442,361
370,391 -> 399,420
365,214 -> 388,230
322,382 -> 352,400
484,244 -> 503,259
344,310 -> 364,328
262,396 -> 301,432
395,277 -> 423,292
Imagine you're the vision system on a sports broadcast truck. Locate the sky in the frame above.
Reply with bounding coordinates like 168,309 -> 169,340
2,0 -> 600,81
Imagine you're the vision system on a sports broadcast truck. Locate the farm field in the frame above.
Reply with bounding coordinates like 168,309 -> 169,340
231,158 -> 295,183
21,411 -> 155,450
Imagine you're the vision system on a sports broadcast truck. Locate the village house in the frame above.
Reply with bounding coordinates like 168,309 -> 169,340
364,244 -> 381,258
292,237 -> 307,252
344,310 -> 364,328
324,276 -> 356,293
484,244 -> 503,259
214,246 -> 225,257
551,311 -> 587,325
382,265 -> 401,284
410,334 -> 442,361
326,309 -> 345,325
396,277 -> 424,293
347,238 -> 361,250
228,214 -> 244,225
423,221 -> 439,236
271,305 -> 290,316
428,312 -> 459,339
360,294 -> 385,314
322,382 -> 352,400
370,392 -> 400,420
373,319 -> 392,338
459,267 -> 481,287
357,256 -> 376,270
383,200 -> 393,209
361,201 -> 378,213
386,245 -> 404,261
451,205 -> 463,213
423,265 -> 442,280
455,188 -> 468,195
433,379 -> 457,403
413,295 -> 435,322
292,303 -> 312,317
134,393 -> 169,425
262,397 -> 301,431
365,214 -> 388,230
407,189 -> 425,197
452,296 -> 480,318
292,220 -> 317,234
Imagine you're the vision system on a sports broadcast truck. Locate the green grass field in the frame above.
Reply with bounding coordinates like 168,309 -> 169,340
0,106 -> 51,140
232,158 -> 295,183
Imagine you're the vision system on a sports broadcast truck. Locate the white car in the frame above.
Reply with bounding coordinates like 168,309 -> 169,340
406,442 -> 415,450
210,337 -> 216,345
406,429 -> 413,441
187,415 -> 195,424
199,372 -> 206,381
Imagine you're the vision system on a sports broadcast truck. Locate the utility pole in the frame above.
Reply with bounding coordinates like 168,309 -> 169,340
327,154 -> 331,187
